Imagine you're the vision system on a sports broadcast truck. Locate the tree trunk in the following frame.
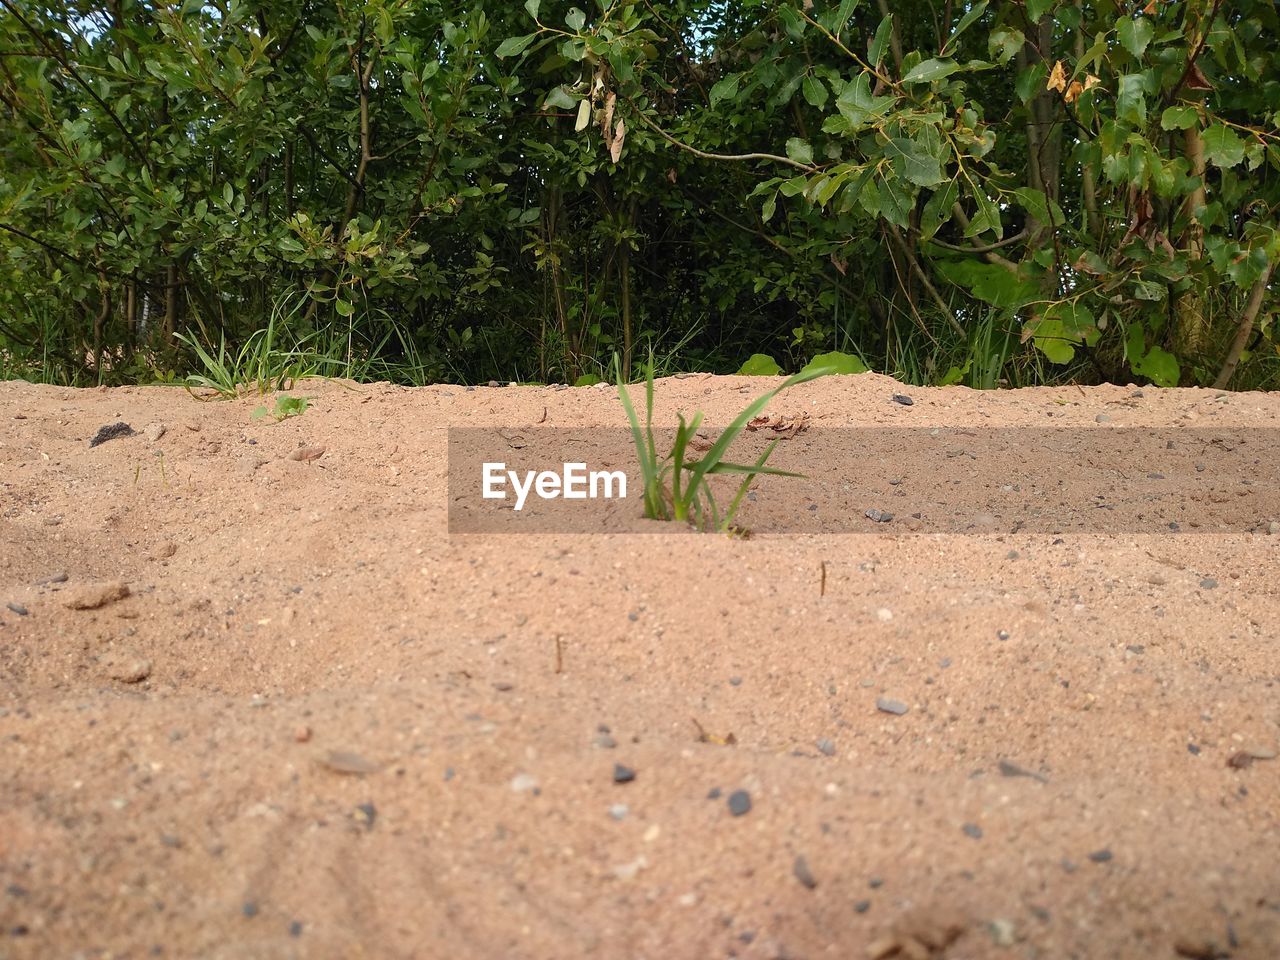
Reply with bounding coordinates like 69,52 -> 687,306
1173,126 -> 1209,360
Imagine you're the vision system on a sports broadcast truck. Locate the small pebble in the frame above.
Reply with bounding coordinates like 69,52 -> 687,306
293,725 -> 312,743
1087,848 -> 1113,863
1268,521 -> 1280,535
593,732 -> 618,749
510,773 -> 539,794
145,423 -> 166,443
1200,578 -> 1218,590
242,901 -> 259,919
1095,414 -> 1111,423
729,676 -> 743,687
962,822 -> 983,840
989,919 -> 1016,947
864,508 -> 894,523
815,738 -> 836,757
5,603 -> 27,617
854,900 -> 871,914
288,921 -> 303,938
707,787 -> 722,800
792,856 -> 818,890
996,629 -> 1010,641
354,803 -> 376,830
891,394 -> 914,406
613,764 -> 637,784
875,608 -> 893,623
727,789 -> 752,816
108,657 -> 152,684
608,804 -> 629,821
876,697 -> 909,716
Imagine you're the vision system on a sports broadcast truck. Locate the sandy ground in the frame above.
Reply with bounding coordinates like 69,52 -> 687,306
1,373 -> 1279,960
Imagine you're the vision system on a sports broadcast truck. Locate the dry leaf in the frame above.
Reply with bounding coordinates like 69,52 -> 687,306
1084,74 -> 1101,91
666,168 -> 677,184
691,717 -> 737,746
1184,62 -> 1214,91
1064,80 -> 1084,104
600,91 -> 616,140
830,253 -> 848,276
610,117 -> 626,163
1046,60 -> 1067,93
1143,0 -> 1158,13
287,445 -> 325,462
746,412 -> 810,438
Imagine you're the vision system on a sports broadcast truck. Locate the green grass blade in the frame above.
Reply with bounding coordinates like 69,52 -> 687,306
703,460 -> 805,478
684,363 -> 835,495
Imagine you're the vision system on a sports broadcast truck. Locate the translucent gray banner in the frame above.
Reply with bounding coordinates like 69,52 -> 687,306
447,427 -> 1279,535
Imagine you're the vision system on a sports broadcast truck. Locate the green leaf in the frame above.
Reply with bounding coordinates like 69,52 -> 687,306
737,354 -> 782,376
988,26 -> 1024,65
934,260 -> 1037,308
1201,124 -> 1245,168
869,14 -> 894,68
335,298 -> 354,317
544,86 -> 577,109
1125,323 -> 1179,386
836,72 -> 896,128
496,33 -> 536,58
1030,324 -> 1076,363
1015,63 -> 1047,104
800,350 -> 867,376
1012,187 -> 1066,228
1160,105 -> 1199,130
884,137 -> 945,187
938,360 -> 971,386
1025,0 -> 1054,22
920,179 -> 959,240
574,373 -> 602,386
709,73 -> 740,107
967,187 -> 1004,240
802,75 -> 829,109
1116,74 -> 1147,126
565,7 -> 585,30
1116,17 -> 1154,59
524,0 -> 540,20
836,0 -> 860,31
786,137 -> 813,165
945,1 -> 988,54
761,191 -> 778,223
1132,279 -> 1167,301
903,58 -> 960,84
575,97 -> 591,131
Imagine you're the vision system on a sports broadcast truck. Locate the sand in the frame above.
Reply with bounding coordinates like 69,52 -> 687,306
1,373 -> 1278,960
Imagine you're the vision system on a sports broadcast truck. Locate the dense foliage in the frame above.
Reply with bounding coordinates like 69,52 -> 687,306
1,0 -> 1277,387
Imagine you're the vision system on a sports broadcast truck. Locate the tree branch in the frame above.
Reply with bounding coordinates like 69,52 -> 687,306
625,102 -> 816,172
1212,264 -> 1274,389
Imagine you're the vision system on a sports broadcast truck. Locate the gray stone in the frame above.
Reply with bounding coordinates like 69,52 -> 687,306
876,697 -> 909,716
